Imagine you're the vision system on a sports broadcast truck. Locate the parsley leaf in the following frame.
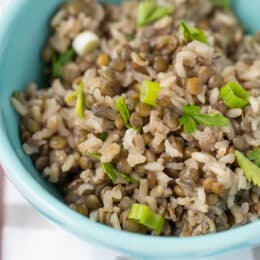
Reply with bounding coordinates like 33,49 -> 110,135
235,151 -> 260,187
179,115 -> 197,134
193,114 -> 229,127
180,21 -> 209,44
179,105 -> 229,133
183,104 -> 200,116
52,48 -> 76,78
248,148 -> 260,167
137,0 -> 173,27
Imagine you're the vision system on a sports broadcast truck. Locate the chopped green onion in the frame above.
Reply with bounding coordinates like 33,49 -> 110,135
179,105 -> 229,133
52,48 -> 76,78
115,97 -> 132,128
86,152 -> 138,184
248,148 -> 260,167
102,163 -> 138,184
220,82 -> 249,108
98,132 -> 108,142
137,0 -> 173,27
87,152 -> 101,160
65,92 -> 77,104
75,83 -> 86,118
235,151 -> 260,187
102,162 -> 117,183
180,21 -> 209,44
117,171 -> 139,185
140,80 -> 161,106
65,83 -> 86,118
128,203 -> 165,235
210,0 -> 230,9
72,31 -> 99,56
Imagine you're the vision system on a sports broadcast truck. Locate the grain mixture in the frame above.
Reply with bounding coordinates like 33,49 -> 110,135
12,0 -> 260,236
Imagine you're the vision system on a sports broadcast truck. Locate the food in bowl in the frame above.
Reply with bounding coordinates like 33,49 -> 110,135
11,0 -> 260,236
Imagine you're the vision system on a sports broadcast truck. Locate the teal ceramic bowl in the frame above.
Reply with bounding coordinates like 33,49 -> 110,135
0,0 -> 260,259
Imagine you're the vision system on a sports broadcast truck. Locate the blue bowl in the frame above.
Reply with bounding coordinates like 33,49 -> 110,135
0,0 -> 260,259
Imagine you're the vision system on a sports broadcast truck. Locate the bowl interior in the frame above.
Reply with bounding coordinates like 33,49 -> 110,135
0,0 -> 122,199
231,0 -> 260,34
1,0 -> 260,259
1,0 -> 259,205
0,0 -> 65,199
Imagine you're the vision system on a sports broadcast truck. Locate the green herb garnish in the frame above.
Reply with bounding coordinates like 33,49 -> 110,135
86,152 -> 101,160
179,104 -> 229,133
102,162 -> 117,183
179,114 -> 197,133
220,82 -> 249,109
127,34 -> 136,41
66,82 -> 86,118
117,171 -> 139,185
235,151 -> 260,187
128,203 -> 165,235
248,149 -> 260,167
140,80 -> 161,106
87,152 -> 138,184
98,132 -> 108,142
52,48 -> 76,78
180,21 -> 209,44
210,0 -> 230,9
12,91 -> 21,98
137,0 -> 173,27
115,97 -> 132,129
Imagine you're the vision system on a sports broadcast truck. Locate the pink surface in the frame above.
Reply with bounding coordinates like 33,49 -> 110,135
0,165 -> 4,260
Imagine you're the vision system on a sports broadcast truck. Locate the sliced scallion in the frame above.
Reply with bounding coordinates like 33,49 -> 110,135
128,203 -> 165,235
87,152 -> 101,160
140,80 -> 161,106
220,81 -> 249,108
65,82 -> 86,118
75,83 -> 86,118
117,171 -> 139,185
115,97 -> 132,128
102,162 -> 117,184
86,152 -> 138,184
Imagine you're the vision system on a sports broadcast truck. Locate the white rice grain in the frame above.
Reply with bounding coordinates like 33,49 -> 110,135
11,97 -> 28,116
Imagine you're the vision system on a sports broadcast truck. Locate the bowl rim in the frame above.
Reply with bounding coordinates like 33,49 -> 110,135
1,0 -> 260,257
